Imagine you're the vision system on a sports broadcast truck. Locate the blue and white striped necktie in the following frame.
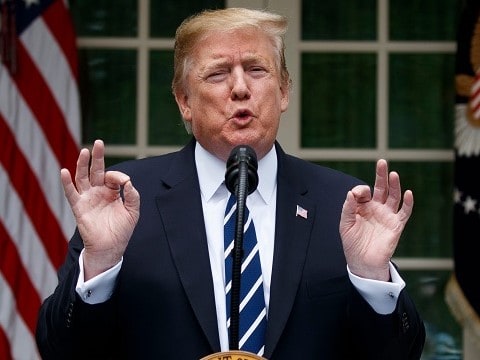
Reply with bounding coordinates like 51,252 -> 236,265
224,194 -> 267,356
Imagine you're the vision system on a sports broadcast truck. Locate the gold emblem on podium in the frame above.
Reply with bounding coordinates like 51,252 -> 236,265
201,350 -> 266,360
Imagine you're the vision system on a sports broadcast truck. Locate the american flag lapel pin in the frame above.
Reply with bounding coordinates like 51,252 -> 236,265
296,205 -> 308,219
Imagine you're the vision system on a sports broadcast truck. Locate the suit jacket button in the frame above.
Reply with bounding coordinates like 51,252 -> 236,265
66,302 -> 74,328
401,312 -> 410,333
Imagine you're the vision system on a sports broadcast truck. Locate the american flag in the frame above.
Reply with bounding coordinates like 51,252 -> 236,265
0,0 -> 80,358
295,205 -> 308,219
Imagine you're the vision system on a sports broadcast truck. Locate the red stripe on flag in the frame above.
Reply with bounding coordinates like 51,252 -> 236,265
0,326 -> 13,360
43,0 -> 78,79
0,115 -> 68,269
470,79 -> 480,116
12,40 -> 79,175
0,221 -> 42,334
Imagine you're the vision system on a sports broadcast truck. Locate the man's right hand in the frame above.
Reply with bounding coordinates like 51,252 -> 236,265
61,139 -> 140,280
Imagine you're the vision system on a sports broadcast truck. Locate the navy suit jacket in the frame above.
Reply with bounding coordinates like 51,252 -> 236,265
36,139 -> 425,359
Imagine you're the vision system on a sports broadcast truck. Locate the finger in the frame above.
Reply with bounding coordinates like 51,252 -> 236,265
74,148 -> 93,193
90,139 -> 105,187
350,184 -> 372,203
104,170 -> 131,191
385,171 -> 402,211
60,168 -> 79,207
372,159 -> 388,203
341,186 -> 371,223
398,189 -> 414,222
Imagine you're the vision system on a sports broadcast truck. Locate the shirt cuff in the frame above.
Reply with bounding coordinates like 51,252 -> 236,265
347,262 -> 406,315
75,249 -> 122,304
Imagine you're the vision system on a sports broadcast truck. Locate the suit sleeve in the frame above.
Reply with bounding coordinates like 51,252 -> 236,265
347,285 -> 426,360
35,229 -> 121,360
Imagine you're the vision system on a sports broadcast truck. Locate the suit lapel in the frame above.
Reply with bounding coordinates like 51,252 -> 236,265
264,144 -> 316,357
154,140 -> 221,351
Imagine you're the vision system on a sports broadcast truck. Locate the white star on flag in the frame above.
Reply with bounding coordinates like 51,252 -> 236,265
463,196 -> 477,214
296,205 -> 308,219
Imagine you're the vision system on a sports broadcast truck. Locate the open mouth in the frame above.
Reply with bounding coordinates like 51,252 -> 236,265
232,109 -> 253,121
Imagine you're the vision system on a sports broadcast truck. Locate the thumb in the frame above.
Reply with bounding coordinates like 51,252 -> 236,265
340,190 -> 357,227
123,180 -> 140,220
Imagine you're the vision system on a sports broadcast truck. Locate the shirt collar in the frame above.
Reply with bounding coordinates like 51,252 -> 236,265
195,141 -> 277,204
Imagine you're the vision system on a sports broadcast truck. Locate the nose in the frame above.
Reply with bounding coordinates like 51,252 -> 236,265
230,68 -> 251,100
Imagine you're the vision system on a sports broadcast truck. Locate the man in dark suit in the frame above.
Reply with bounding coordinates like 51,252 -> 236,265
36,7 -> 425,359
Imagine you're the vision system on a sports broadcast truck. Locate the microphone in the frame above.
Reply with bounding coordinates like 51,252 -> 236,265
225,145 -> 259,196
224,145 -> 258,350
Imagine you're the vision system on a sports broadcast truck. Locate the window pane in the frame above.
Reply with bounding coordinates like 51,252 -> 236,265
150,0 -> 225,37
389,0 -> 461,41
70,0 -> 138,37
79,49 -> 137,144
315,161 -> 376,185
389,54 -> 455,149
391,162 -> 453,257
149,51 -> 191,146
301,53 -> 376,148
302,0 -> 377,40
401,271 -> 462,359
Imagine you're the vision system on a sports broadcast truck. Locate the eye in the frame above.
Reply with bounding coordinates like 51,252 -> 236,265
248,66 -> 268,77
206,70 -> 229,82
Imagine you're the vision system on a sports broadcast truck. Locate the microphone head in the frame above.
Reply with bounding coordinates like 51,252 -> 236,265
225,145 -> 259,195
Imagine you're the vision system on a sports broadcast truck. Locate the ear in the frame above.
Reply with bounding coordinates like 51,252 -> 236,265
280,85 -> 290,113
174,90 -> 192,121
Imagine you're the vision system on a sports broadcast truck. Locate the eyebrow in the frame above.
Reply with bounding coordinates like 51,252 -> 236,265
201,53 -> 269,72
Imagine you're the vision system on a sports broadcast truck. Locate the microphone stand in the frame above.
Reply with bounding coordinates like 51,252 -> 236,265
229,158 -> 249,350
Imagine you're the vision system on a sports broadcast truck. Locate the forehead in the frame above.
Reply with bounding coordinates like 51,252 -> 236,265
192,27 -> 276,64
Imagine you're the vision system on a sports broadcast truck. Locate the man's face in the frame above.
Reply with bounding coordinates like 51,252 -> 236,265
175,27 -> 289,161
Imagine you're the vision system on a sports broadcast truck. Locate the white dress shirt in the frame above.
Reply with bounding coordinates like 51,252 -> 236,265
76,141 -> 405,351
